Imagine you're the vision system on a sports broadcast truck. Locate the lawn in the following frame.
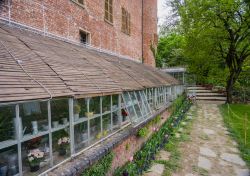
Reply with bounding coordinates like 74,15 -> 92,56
220,104 -> 250,166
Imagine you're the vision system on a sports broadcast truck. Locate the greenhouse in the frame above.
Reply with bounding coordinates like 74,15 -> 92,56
0,25 -> 184,175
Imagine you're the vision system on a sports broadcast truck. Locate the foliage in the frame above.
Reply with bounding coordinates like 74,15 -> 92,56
137,127 -> 149,138
220,104 -> 250,166
114,96 -> 192,176
171,0 -> 250,103
74,104 -> 81,114
82,152 -> 114,176
156,33 -> 187,68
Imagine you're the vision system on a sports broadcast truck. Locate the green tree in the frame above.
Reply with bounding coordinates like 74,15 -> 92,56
173,0 -> 250,103
156,33 -> 186,67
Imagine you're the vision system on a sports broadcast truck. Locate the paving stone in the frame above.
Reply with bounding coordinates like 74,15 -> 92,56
219,159 -> 232,166
185,174 -> 196,176
203,128 -> 215,135
234,168 -> 250,176
199,147 -> 216,158
156,150 -> 171,160
220,153 -> 246,166
144,163 -> 165,176
175,133 -> 181,138
228,147 -> 240,153
198,156 -> 212,170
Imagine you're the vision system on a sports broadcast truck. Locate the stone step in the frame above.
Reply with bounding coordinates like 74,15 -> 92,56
187,87 -> 208,90
196,96 -> 227,101
187,89 -> 215,93
196,93 -> 226,97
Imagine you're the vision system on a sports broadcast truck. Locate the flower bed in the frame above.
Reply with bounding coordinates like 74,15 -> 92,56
114,96 -> 192,176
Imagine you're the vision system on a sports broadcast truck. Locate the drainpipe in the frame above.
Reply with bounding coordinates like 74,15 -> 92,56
141,0 -> 144,64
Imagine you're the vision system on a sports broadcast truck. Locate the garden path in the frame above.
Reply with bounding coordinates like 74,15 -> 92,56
144,102 -> 250,176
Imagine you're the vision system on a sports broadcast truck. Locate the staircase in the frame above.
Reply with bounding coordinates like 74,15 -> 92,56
187,85 -> 227,101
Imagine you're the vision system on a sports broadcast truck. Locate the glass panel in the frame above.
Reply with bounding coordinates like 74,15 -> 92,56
112,95 -> 119,111
51,99 -> 69,129
52,129 -> 70,165
0,145 -> 18,176
129,92 -> 142,119
74,121 -> 88,153
102,96 -> 111,113
20,101 -> 48,138
135,91 -> 147,118
140,91 -> 151,116
89,117 -> 101,144
22,134 -> 49,175
89,97 -> 100,116
112,110 -> 120,128
102,113 -> 111,135
74,99 -> 87,121
0,105 -> 16,143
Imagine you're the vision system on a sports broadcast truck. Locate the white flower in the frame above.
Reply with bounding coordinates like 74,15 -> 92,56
28,157 -> 34,162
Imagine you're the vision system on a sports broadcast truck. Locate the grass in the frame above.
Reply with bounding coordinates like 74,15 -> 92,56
220,104 -> 250,167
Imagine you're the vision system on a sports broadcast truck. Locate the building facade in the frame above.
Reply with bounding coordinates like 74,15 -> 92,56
0,0 -> 157,66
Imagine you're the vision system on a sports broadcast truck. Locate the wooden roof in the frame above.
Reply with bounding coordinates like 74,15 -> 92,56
0,24 -> 179,103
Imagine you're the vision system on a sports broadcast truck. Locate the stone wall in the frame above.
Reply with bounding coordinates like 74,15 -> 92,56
0,0 -> 157,66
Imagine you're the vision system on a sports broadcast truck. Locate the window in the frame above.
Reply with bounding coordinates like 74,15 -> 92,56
79,30 -> 90,44
121,8 -> 131,35
72,0 -> 84,7
105,0 -> 113,23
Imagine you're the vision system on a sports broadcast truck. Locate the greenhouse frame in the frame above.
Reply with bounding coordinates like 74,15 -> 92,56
0,24 -> 184,176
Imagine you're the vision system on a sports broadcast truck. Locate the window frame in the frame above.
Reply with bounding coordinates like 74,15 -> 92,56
104,0 -> 113,24
71,0 -> 85,8
121,7 -> 131,35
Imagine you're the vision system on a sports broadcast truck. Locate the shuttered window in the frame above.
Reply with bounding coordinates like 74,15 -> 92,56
121,8 -> 130,35
105,0 -> 113,24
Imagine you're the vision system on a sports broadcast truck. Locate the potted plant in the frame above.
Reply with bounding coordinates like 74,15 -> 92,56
74,104 -> 81,121
57,137 -> 70,156
96,132 -> 102,140
85,112 -> 94,118
27,149 -> 44,172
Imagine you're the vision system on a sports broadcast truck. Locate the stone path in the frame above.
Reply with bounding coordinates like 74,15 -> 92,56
173,102 -> 249,176
144,102 -> 249,176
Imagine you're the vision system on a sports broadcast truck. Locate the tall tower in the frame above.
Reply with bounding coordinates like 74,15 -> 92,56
142,0 -> 158,67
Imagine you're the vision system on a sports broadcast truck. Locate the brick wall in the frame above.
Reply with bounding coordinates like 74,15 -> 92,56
0,0 -> 158,66
143,0 -> 158,67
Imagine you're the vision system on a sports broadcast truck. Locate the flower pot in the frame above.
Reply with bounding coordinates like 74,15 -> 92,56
74,114 -> 79,121
58,148 -> 67,156
52,121 -> 59,128
30,164 -> 40,172
85,112 -> 93,118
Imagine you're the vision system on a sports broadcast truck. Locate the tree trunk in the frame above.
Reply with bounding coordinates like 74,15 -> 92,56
226,69 -> 242,104
226,77 -> 233,103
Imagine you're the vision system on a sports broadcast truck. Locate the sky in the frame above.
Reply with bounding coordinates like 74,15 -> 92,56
157,0 -> 172,26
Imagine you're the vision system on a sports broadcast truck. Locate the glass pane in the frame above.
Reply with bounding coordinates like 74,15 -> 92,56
74,99 -> 87,121
102,96 -> 111,113
74,121 -> 88,153
112,94 -> 119,111
89,117 -> 101,144
140,91 -> 150,116
0,105 -> 16,143
51,99 -> 69,129
0,145 -> 18,176
135,91 -> 147,117
22,134 -> 49,175
20,101 -> 48,138
52,129 -> 70,165
129,92 -> 142,119
89,97 -> 100,115
112,110 -> 120,128
102,113 -> 111,135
